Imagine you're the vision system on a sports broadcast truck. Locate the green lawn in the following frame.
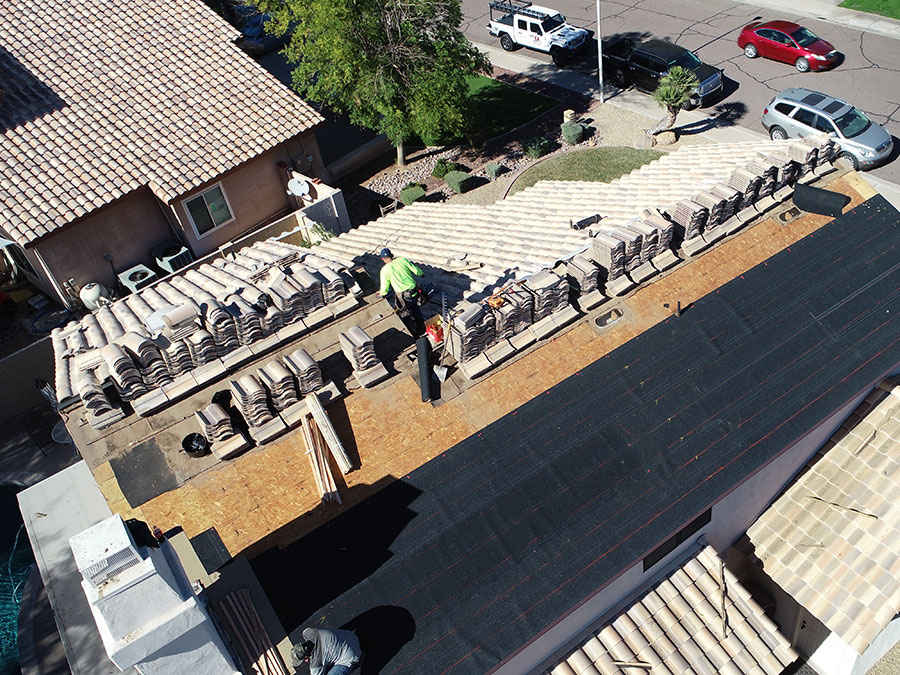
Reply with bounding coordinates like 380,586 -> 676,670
838,0 -> 900,20
419,75 -> 557,146
508,147 -> 663,196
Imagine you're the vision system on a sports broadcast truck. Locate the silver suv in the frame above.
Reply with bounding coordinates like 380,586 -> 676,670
762,88 -> 893,170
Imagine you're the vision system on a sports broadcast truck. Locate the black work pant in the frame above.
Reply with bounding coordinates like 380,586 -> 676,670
398,289 -> 425,336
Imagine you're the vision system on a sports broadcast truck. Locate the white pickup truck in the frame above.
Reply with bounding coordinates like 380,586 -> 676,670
486,0 -> 590,66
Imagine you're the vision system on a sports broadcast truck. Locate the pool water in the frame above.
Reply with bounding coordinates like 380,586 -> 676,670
1,486 -> 33,675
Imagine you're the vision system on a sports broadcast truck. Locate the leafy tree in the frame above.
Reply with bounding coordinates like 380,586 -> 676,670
255,0 -> 492,166
645,66 -> 699,142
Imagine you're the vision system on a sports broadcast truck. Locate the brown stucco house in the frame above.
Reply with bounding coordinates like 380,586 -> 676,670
0,0 -> 329,307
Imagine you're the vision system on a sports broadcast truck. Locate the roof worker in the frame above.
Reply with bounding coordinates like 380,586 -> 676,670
291,626 -> 362,675
378,247 -> 426,336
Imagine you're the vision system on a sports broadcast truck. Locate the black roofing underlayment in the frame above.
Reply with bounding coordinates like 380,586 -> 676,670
253,195 -> 900,674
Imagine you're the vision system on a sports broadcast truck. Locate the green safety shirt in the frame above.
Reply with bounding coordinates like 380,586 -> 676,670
379,257 -> 422,296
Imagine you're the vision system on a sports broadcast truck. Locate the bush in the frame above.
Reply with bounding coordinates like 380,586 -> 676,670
432,157 -> 460,179
523,136 -> 551,159
400,184 -> 426,205
444,170 -> 472,194
561,121 -> 585,146
485,162 -> 503,180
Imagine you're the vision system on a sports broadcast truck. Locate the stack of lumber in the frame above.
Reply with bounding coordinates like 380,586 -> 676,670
216,588 -> 289,675
300,414 -> 341,505
306,392 -> 353,474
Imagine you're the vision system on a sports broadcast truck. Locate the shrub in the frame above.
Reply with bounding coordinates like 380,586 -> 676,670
400,184 -> 426,205
523,136 -> 551,159
485,162 -> 503,180
561,121 -> 585,146
432,157 -> 460,179
444,170 -> 472,194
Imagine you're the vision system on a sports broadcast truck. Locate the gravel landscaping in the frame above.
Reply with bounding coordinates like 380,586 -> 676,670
338,66 -> 713,221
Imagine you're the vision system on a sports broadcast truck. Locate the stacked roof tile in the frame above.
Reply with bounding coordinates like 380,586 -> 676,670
230,375 -> 273,428
314,139 -> 833,304
258,360 -> 299,412
51,240 -> 353,405
196,403 -> 235,444
283,348 -> 324,395
339,327 -> 379,372
745,379 -> 900,654
0,0 -> 323,245
545,546 -> 796,675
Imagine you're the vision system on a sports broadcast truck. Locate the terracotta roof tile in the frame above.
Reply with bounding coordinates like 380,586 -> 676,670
545,546 -> 794,675
746,379 -> 900,653
0,0 -> 322,245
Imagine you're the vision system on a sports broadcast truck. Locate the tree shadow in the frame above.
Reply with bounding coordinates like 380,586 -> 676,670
673,101 -> 749,136
0,46 -> 67,133
342,605 -> 416,674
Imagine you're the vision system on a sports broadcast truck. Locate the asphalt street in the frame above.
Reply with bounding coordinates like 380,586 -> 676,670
460,0 -> 900,183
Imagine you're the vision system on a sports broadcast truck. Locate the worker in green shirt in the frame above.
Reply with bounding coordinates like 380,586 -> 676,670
379,248 -> 425,335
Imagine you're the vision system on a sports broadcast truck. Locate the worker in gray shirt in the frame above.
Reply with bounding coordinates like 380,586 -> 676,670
291,626 -> 362,675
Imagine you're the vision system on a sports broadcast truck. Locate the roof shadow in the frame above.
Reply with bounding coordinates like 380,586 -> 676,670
249,476 -> 422,633
0,45 -> 67,133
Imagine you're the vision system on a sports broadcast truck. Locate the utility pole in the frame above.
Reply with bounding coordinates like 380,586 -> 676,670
596,0 -> 603,103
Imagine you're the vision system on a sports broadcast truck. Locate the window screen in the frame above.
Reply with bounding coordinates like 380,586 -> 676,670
184,185 -> 233,236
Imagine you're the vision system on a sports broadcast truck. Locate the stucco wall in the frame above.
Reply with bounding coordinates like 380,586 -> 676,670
32,187 -> 173,295
172,133 -> 325,257
0,336 -> 54,425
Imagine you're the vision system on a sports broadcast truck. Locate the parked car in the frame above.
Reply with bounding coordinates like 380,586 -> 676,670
738,20 -> 838,72
486,0 -> 590,66
603,38 -> 722,109
762,88 -> 893,170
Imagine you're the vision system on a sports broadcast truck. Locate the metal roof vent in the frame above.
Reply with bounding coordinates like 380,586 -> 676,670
70,515 -> 145,589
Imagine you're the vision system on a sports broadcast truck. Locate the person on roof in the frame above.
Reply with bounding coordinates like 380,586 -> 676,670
291,626 -> 362,675
378,247 -> 425,336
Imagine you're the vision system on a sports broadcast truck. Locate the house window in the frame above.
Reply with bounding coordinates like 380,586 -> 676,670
642,508 -> 712,572
183,184 -> 234,237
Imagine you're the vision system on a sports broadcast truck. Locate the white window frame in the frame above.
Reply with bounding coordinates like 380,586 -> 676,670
182,182 -> 236,239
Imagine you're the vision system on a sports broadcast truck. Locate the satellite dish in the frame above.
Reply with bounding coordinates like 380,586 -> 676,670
287,177 -> 310,197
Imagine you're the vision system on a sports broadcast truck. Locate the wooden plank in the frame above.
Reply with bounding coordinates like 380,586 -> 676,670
306,392 -> 353,473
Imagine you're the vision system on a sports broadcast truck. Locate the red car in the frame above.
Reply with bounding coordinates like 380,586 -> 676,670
738,20 -> 838,72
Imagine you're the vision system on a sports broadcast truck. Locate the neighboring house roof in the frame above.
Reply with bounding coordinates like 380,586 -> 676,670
745,378 -> 900,654
545,546 -> 796,675
0,0 -> 323,246
313,141 -> 799,300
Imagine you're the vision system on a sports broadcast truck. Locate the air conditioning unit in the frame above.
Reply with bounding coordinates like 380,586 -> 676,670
151,242 -> 193,274
118,264 -> 158,294
70,515 -> 145,589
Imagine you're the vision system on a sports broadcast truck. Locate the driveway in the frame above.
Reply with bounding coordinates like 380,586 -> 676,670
460,0 -> 900,183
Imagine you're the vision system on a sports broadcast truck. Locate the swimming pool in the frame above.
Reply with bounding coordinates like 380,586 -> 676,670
1,485 -> 34,675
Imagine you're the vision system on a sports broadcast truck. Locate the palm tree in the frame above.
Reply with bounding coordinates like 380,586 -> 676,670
645,66 -> 699,143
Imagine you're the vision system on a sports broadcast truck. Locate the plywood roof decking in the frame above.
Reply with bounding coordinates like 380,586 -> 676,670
545,546 -> 796,675
746,379 -> 900,654
0,0 -> 323,246
313,140 -> 809,301
248,191 -> 900,672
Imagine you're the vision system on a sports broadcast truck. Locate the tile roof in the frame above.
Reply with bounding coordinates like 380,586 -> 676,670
312,140 -> 816,301
545,546 -> 796,675
0,0 -> 323,246
745,379 -> 900,654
